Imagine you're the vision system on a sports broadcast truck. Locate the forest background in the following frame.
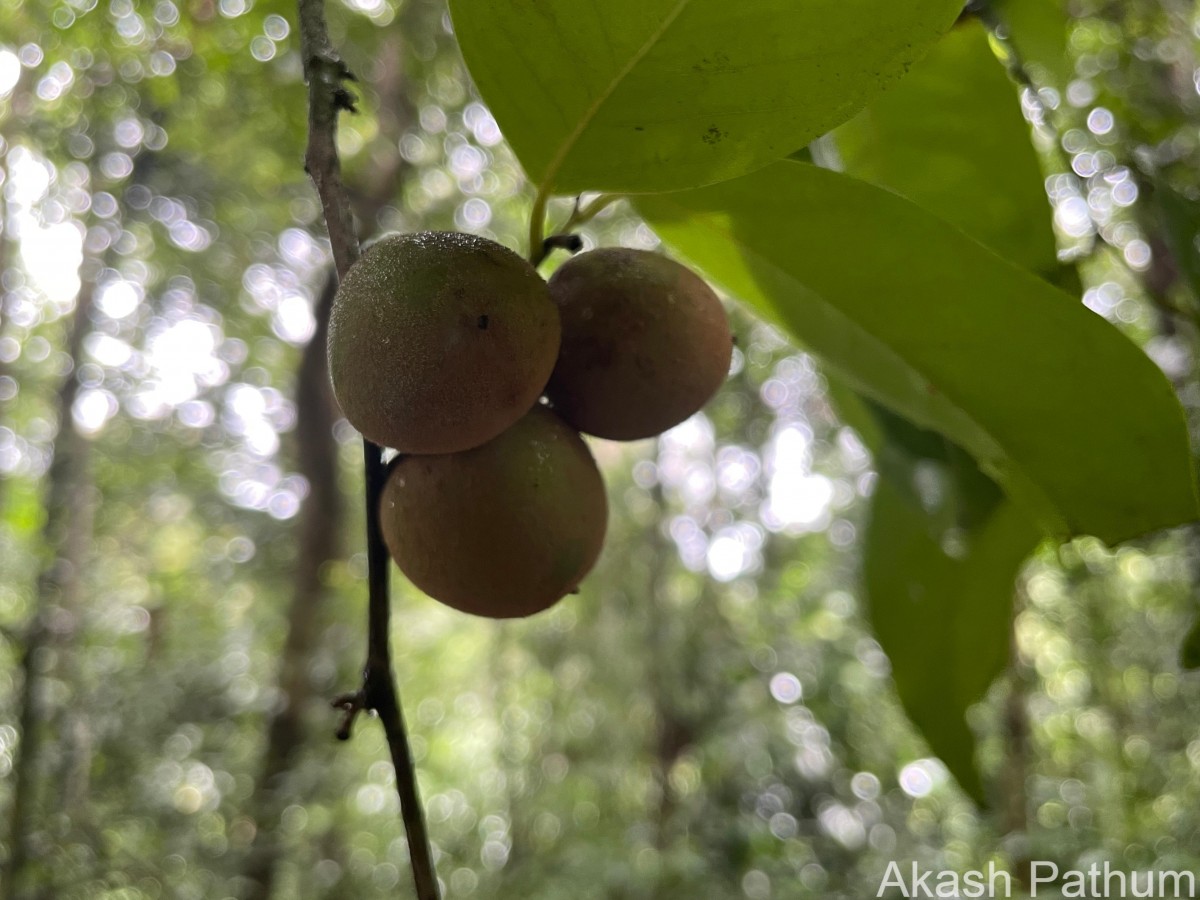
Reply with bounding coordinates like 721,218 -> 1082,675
4,0 -> 1200,898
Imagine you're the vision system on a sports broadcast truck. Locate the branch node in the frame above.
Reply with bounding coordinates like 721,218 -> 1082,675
331,690 -> 364,740
299,0 -> 438,893
333,88 -> 359,113
543,233 -> 584,256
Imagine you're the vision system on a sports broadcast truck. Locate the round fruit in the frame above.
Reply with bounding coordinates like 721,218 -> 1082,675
327,231 -> 560,454
545,248 -> 732,441
379,405 -> 608,619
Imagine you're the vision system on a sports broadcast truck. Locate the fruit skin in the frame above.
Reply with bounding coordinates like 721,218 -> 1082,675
545,248 -> 732,441
379,405 -> 608,619
328,231 -> 560,454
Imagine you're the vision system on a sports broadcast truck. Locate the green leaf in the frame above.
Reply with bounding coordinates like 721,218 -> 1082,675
825,24 -> 1075,799
992,0 -> 1074,88
871,401 -> 1005,530
823,377 -> 885,455
830,385 -> 1035,803
830,367 -> 1032,804
833,20 -> 1058,279
864,474 -> 1039,805
638,160 -> 1198,544
448,0 -> 961,194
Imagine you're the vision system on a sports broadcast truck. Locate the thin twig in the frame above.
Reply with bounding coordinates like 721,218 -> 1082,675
529,192 -> 622,268
299,0 -> 359,276
527,187 -> 550,267
297,0 -> 439,897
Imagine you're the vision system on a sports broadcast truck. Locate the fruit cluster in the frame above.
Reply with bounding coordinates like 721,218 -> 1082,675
327,231 -> 732,619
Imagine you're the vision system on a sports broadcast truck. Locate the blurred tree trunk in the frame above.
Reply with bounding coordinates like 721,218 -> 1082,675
3,268 -> 95,900
238,270 -> 341,900
0,185 -> 15,519
239,28 -> 414,898
644,477 -> 682,854
48,451 -> 96,833
1002,594 -> 1031,891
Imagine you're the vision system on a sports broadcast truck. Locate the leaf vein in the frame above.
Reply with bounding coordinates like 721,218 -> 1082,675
540,0 -> 693,192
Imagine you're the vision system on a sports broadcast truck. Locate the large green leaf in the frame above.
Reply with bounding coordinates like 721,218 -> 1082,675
639,160 -> 1198,544
448,0 -> 961,194
830,385 -> 1038,803
831,360 -> 1035,806
865,474 -> 1038,804
833,21 -> 1057,278
827,23 -> 1067,800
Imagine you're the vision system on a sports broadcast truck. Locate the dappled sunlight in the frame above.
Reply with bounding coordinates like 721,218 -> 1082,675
2,1 -> 1200,897
897,759 -> 944,799
764,424 -> 835,533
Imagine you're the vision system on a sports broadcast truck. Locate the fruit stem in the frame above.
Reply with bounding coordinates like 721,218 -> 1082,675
574,192 -> 622,225
363,442 -> 440,896
299,0 -> 440,897
528,186 -> 550,266
529,192 -> 623,269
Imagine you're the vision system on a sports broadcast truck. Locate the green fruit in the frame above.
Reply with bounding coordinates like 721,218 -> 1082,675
328,231 -> 560,454
379,406 -> 608,618
545,248 -> 732,441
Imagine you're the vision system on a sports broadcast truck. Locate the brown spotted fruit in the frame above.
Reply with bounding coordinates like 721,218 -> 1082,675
545,248 -> 731,441
327,231 -> 560,454
379,405 -> 607,618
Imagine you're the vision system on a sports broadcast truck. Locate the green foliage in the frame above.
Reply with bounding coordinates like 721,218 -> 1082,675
637,160 -> 1197,543
992,0 -> 1073,86
825,20 -> 1065,801
447,0 -> 962,193
826,384 -> 1039,804
848,396 -> 1041,804
865,481 -> 1035,805
6,0 -> 1200,896
834,20 -> 1058,278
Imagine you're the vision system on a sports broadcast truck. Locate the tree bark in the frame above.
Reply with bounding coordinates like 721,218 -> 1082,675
239,272 -> 341,900
0,182 -> 16,519
1002,592 -> 1031,892
297,0 -> 437,880
238,24 -> 417,898
3,272 -> 95,900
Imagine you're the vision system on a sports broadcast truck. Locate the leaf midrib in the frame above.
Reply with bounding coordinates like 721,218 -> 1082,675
538,0 -> 693,191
